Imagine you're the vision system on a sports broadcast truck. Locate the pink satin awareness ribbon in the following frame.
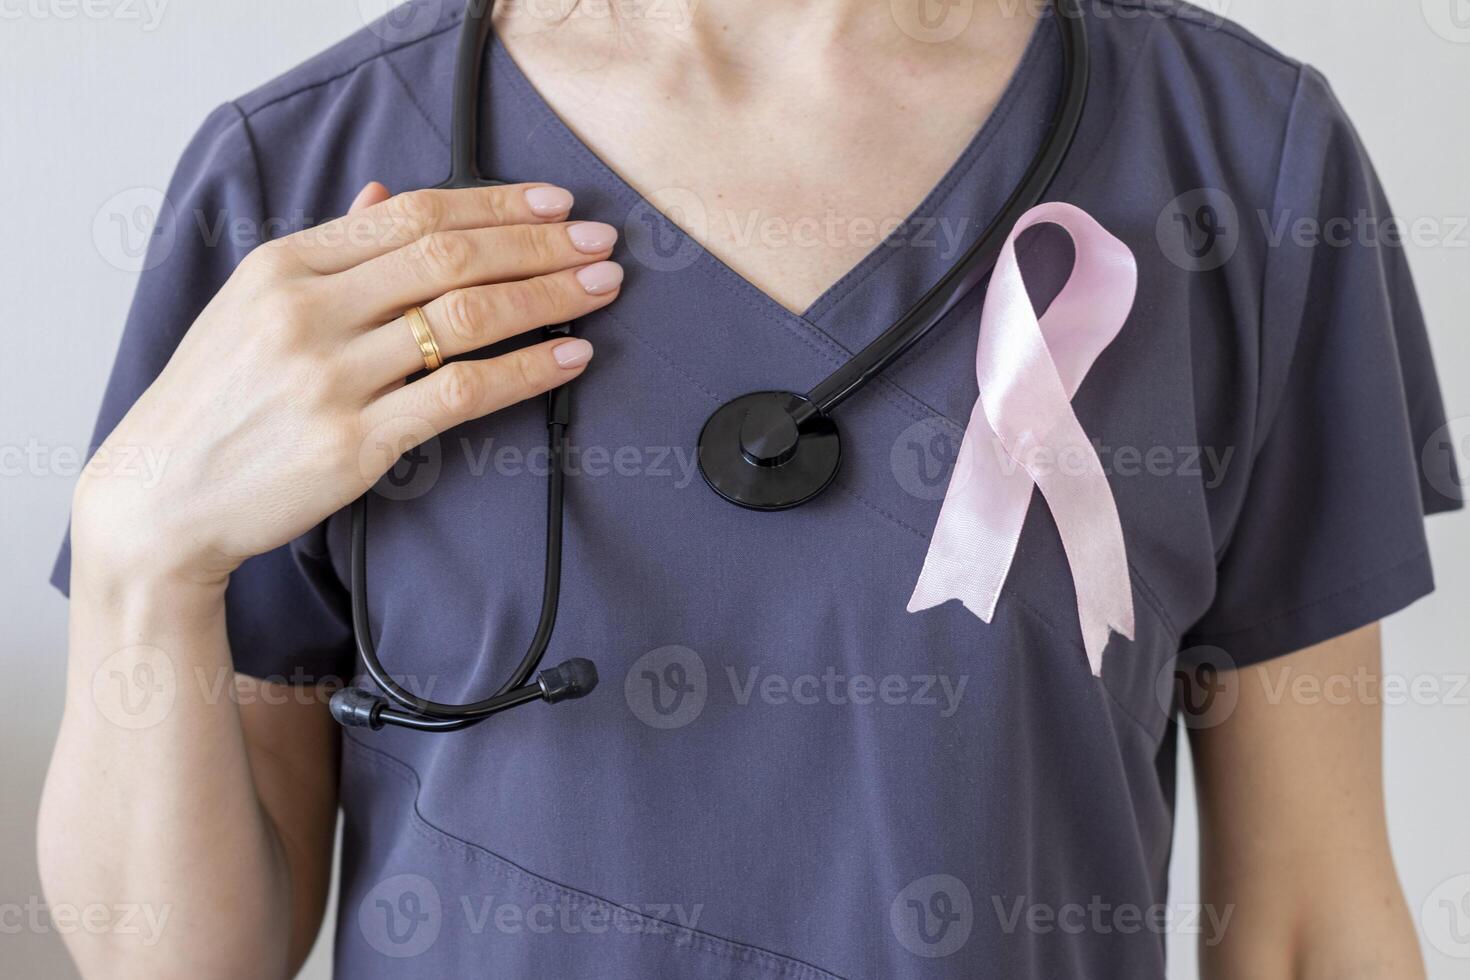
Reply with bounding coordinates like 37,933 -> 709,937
906,202 -> 1137,676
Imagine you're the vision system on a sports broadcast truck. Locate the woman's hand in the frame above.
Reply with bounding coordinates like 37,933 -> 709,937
72,180 -> 622,588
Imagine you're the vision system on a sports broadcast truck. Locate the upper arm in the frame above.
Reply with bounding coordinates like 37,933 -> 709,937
1187,623 -> 1424,979
1173,71 -> 1456,975
237,677 -> 341,977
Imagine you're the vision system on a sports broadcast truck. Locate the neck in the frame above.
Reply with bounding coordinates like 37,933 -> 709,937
493,0 -> 1034,75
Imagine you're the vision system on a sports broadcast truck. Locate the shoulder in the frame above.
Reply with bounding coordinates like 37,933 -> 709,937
1087,0 -> 1302,75
1079,0 -> 1363,205
1093,0 -> 1300,65
181,1 -> 468,226
1083,0 -> 1320,135
231,0 -> 462,119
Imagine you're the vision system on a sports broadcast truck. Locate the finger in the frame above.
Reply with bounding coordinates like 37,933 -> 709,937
349,181 -> 392,213
363,337 -> 594,441
334,220 -> 619,325
274,183 -> 576,275
345,261 -> 623,387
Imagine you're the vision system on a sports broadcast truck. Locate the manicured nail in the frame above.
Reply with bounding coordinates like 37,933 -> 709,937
575,260 -> 624,295
567,221 -> 618,253
553,338 -> 594,368
525,185 -> 573,217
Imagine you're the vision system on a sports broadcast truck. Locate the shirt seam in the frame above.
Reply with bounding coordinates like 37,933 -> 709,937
1184,546 -> 1430,643
383,52 -> 450,148
237,17 -> 461,122
342,736 -> 850,980
1194,63 -> 1310,570
225,101 -> 271,235
1246,64 -> 1311,473
1093,0 -> 1303,69
1101,673 -> 1170,741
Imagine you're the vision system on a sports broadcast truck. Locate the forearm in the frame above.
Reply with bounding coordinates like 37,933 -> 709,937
37,515 -> 293,979
1292,862 -> 1425,980
34,176 -> 610,977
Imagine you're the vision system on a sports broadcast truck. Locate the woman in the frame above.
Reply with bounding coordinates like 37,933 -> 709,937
38,0 -> 1458,976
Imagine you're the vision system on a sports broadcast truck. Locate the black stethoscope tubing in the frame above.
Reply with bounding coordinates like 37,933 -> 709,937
331,0 -> 1090,732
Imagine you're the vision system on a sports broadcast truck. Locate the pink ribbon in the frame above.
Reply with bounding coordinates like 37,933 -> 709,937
906,202 -> 1137,676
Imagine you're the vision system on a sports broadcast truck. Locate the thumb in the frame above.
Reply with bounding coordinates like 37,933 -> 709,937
348,181 -> 391,214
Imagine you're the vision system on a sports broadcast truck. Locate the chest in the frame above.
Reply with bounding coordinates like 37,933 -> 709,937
494,20 -> 1038,313
341,15 -> 1242,754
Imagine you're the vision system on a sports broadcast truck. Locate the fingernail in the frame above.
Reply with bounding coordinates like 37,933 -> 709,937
575,260 -> 624,295
525,185 -> 573,217
553,338 -> 594,368
567,221 -> 618,253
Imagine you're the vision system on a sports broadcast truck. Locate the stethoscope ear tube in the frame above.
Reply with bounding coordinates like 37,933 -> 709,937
337,368 -> 594,733
336,0 -> 594,735
341,0 -> 1090,730
804,0 -> 1088,417
329,657 -> 598,732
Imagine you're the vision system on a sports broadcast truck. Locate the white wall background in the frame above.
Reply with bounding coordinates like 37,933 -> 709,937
1,2 -> 1465,977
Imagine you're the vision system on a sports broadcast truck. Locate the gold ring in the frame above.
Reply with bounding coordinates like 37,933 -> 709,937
405,306 -> 442,372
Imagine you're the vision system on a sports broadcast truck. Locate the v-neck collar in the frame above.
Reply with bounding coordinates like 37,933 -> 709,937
463,8 -> 1065,443
482,8 -> 1063,338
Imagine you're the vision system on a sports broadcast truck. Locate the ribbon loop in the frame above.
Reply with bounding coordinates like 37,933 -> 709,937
907,202 -> 1137,676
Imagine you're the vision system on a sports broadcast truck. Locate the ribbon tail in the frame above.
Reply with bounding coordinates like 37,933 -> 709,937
906,407 -> 1035,621
1077,583 -> 1136,677
1076,593 -> 1140,678
1029,422 -> 1136,676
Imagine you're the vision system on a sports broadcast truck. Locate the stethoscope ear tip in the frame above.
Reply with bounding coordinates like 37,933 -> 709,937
330,686 -> 387,729
537,658 -> 599,704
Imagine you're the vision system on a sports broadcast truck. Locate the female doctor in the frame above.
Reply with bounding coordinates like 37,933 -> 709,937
38,0 -> 1458,977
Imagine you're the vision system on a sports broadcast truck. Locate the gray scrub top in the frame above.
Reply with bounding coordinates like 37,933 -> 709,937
55,0 -> 1462,976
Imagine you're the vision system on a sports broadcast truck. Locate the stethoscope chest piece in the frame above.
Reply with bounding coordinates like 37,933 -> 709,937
697,391 -> 842,511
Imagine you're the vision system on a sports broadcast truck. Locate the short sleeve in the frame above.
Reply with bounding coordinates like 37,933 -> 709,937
1182,65 -> 1462,667
51,104 -> 354,684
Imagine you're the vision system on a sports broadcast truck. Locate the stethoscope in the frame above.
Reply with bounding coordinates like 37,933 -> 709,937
330,0 -> 1090,733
